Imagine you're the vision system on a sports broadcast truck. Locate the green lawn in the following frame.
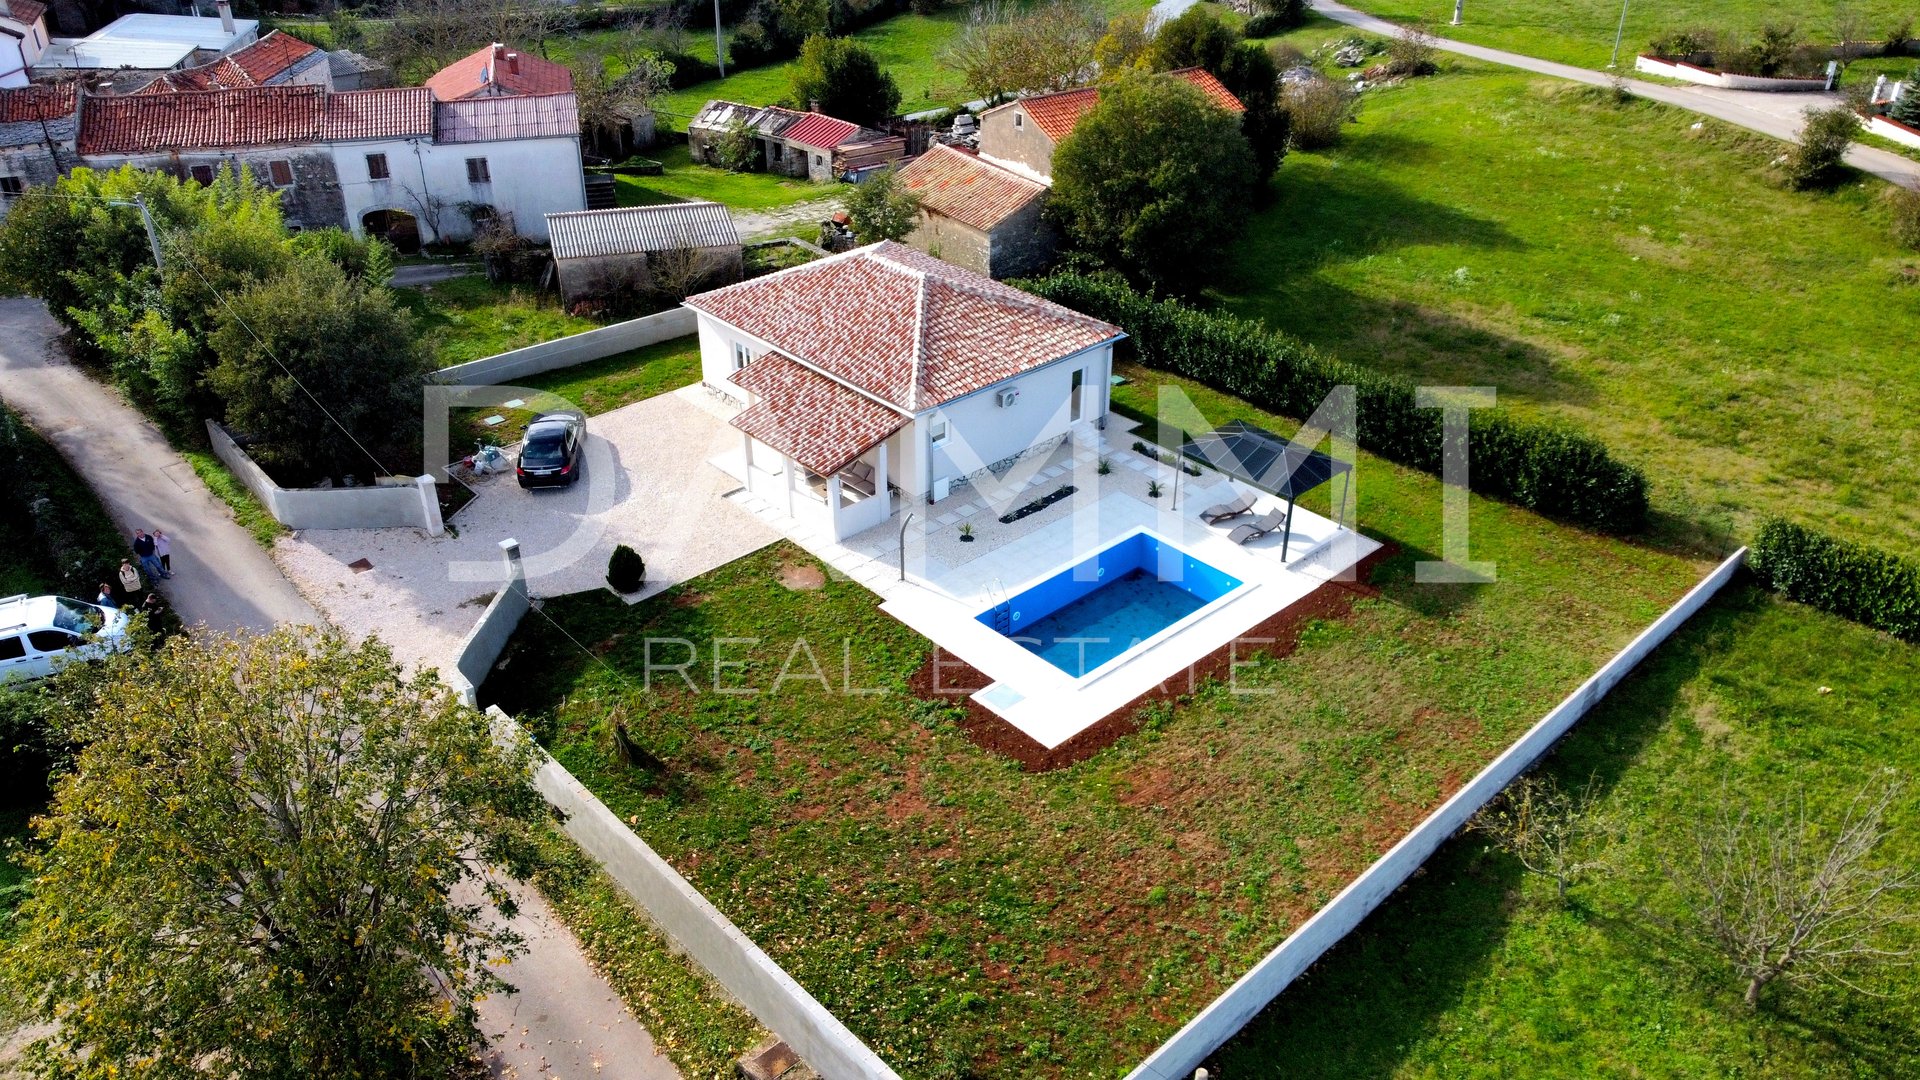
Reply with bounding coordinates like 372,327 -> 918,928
455,334 -> 702,447
1343,0 -> 1920,70
396,276 -> 605,367
613,143 -> 834,210
484,369 -> 1704,1076
1216,583 -> 1920,1077
179,449 -> 286,548
1215,62 -> 1920,553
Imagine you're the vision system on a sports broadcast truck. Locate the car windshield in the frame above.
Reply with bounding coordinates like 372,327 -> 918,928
522,434 -> 567,466
54,597 -> 104,634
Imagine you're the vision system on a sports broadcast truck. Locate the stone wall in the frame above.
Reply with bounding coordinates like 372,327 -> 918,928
905,210 -> 992,277
986,197 -> 1058,279
978,105 -> 1057,179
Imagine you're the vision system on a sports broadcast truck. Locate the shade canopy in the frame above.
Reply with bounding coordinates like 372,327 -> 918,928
1179,420 -> 1351,498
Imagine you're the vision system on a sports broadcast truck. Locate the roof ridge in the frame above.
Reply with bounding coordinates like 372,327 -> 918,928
907,268 -> 930,412
871,244 -> 1116,331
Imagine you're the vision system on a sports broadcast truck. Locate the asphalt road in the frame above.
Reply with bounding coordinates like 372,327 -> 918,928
1316,0 -> 1920,192
0,296 -> 318,632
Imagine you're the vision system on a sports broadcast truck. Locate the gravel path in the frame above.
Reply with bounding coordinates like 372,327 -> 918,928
731,195 -> 845,241
276,386 -> 779,680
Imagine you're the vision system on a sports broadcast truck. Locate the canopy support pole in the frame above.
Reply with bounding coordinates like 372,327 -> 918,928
1283,495 -> 1297,561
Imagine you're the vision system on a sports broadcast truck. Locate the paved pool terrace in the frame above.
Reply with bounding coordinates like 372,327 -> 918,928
712,410 -> 1380,751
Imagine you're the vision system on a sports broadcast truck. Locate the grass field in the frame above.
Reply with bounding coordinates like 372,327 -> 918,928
1215,583 -> 1920,1077
1343,0 -> 1920,70
395,276 -> 605,367
484,376 -> 1704,1075
454,335 -> 702,446
613,143 -> 833,210
1215,58 -> 1920,552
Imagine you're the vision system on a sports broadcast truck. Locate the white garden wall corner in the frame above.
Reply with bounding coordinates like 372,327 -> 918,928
205,420 -> 443,534
1125,548 -> 1749,1080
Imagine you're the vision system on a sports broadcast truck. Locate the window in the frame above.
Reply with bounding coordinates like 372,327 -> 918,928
928,416 -> 949,448
731,342 -> 751,371
266,159 -> 294,187
1070,367 -> 1084,422
189,164 -> 215,185
0,176 -> 22,200
27,630 -> 75,654
0,637 -> 22,662
1014,112 -> 1023,128
465,157 -> 491,183
813,155 -> 823,166
366,153 -> 390,180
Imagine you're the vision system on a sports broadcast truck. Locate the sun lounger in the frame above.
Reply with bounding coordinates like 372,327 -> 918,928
1228,508 -> 1288,546
1200,492 -> 1255,524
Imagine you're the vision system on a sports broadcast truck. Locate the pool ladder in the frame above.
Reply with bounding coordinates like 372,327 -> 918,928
987,579 -> 1013,635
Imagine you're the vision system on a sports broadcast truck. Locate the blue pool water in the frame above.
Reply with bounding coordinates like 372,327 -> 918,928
978,533 -> 1241,678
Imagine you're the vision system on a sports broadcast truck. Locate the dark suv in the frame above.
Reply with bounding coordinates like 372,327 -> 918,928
516,413 -> 585,488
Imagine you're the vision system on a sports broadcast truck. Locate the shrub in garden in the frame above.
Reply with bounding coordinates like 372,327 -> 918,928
1245,0 -> 1308,37
1381,24 -> 1440,78
607,544 -> 647,593
1889,71 -> 1920,128
1282,76 -> 1360,150
1888,184 -> 1920,249
1018,272 -> 1650,531
1783,105 -> 1858,189
1749,519 -> 1920,641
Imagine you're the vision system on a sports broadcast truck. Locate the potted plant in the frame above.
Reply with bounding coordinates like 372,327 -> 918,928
959,522 -> 975,543
607,544 -> 646,593
1147,479 -> 1163,499
1097,457 -> 1112,475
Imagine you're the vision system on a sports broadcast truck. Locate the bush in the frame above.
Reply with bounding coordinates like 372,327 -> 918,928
1889,184 -> 1920,249
607,544 -> 646,593
1646,27 -> 1720,61
1017,273 -> 1650,531
1889,69 -> 1920,127
1245,0 -> 1308,36
1750,519 -> 1920,641
1783,104 -> 1857,189
1283,76 -> 1360,150
1381,24 -> 1440,77
660,50 -> 721,89
1888,18 -> 1913,55
0,405 -> 129,597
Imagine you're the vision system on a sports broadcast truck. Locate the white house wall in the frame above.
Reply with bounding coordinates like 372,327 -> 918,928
333,134 -> 583,243
920,342 -> 1112,499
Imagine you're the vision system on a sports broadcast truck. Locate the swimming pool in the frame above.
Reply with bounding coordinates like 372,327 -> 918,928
977,532 -> 1243,679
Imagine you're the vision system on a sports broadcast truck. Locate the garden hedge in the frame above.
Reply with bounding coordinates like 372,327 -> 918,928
1020,272 -> 1650,532
1749,519 -> 1920,641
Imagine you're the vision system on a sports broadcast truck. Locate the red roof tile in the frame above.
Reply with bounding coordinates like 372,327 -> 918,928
425,43 -> 572,102
780,111 -> 860,150
894,144 -> 1044,232
0,0 -> 47,27
730,353 -> 910,475
321,87 -> 433,141
995,68 -> 1245,144
686,241 -> 1121,413
137,32 -> 320,94
0,82 -> 75,124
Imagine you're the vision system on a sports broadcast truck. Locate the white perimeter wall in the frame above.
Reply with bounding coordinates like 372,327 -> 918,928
335,134 -> 585,243
206,420 -> 443,534
1125,548 -> 1750,1080
436,307 -> 694,385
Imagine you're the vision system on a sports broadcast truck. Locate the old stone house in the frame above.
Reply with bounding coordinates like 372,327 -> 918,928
892,143 -> 1053,279
547,201 -> 742,308
0,81 -> 72,218
688,99 -> 903,182
976,67 -> 1243,181
426,42 -> 571,101
1,0 -> 51,88
133,30 -> 331,95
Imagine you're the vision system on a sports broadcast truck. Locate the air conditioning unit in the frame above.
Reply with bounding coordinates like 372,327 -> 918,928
995,387 -> 1020,408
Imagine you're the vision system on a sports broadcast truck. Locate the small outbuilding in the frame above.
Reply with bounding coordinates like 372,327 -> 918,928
893,143 -> 1055,279
546,201 -> 743,308
687,99 -> 904,182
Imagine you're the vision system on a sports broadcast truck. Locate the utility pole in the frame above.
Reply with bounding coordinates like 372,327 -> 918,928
1452,0 -> 1464,26
714,0 -> 726,77
108,194 -> 165,273
1609,0 -> 1631,69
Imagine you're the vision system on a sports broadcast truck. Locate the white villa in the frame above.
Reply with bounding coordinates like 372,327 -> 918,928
685,241 -> 1125,542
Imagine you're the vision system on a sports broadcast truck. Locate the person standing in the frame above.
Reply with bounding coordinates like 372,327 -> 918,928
153,529 -> 172,575
132,529 -> 168,582
97,582 -> 116,608
117,559 -> 143,598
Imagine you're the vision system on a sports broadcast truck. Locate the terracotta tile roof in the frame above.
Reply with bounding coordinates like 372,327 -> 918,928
0,82 -> 75,124
80,85 -> 431,153
137,33 -> 321,94
0,0 -> 47,26
425,42 -> 572,102
685,240 -> 1122,413
321,87 -> 433,141
79,86 -> 323,153
730,352 -> 910,475
780,110 -> 860,150
1168,67 -> 1246,113
991,68 -> 1245,144
894,144 -> 1044,232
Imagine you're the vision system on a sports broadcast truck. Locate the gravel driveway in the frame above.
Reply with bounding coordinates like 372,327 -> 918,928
277,386 -> 778,678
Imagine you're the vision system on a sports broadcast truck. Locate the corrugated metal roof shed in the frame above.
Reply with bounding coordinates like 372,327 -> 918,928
435,91 -> 579,143
547,202 -> 740,260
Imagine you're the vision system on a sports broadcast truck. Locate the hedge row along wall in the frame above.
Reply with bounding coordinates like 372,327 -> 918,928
1020,273 -> 1650,532
1750,519 -> 1920,641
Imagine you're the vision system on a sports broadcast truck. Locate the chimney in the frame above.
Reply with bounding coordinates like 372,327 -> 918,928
215,0 -> 234,35
808,100 -> 820,113
507,51 -> 519,76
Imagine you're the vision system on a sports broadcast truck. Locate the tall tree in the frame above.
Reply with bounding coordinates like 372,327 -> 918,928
942,0 -> 1104,101
1048,71 -> 1255,290
570,46 -> 675,157
1151,4 -> 1239,73
790,34 -> 901,127
208,254 -> 433,482
4,627 -> 545,1078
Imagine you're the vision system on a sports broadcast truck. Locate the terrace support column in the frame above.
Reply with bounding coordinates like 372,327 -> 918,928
827,475 -> 845,541
876,441 -> 890,514
783,455 -> 796,518
740,430 -> 755,492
